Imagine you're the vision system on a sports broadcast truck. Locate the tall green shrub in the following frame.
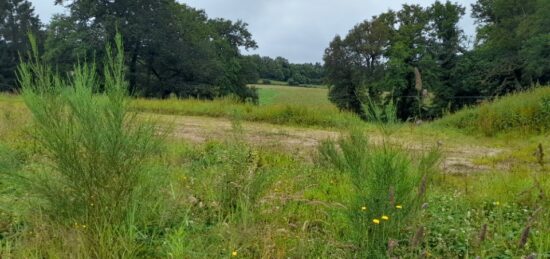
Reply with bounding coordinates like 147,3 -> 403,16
319,101 -> 441,257
13,34 -> 163,257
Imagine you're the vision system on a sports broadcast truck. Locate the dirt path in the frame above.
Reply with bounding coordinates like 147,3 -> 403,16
147,113 -> 506,174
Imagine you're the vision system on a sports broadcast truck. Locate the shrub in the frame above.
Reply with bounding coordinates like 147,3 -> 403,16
318,99 -> 441,257
287,78 -> 300,86
261,79 -> 272,85
9,34 -> 166,257
319,129 -> 441,257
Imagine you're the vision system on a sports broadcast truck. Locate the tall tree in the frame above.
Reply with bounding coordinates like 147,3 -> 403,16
0,0 -> 42,91
428,1 -> 467,114
49,0 -> 258,100
383,4 -> 431,120
471,0 -> 550,95
324,1 -> 471,120
324,15 -> 392,119
324,35 -> 367,118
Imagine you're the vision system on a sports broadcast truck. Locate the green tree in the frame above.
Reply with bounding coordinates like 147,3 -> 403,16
0,0 -> 42,91
324,36 -> 367,119
324,15 -> 392,119
427,1 -> 467,115
471,0 -> 550,95
383,5 -> 431,120
324,2 -> 471,120
49,0 -> 258,100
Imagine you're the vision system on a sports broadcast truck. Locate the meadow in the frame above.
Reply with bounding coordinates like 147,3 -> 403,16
254,84 -> 330,106
0,53 -> 549,258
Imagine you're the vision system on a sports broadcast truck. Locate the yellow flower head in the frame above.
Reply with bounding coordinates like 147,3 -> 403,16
361,206 -> 367,211
372,219 -> 380,224
493,201 -> 500,206
232,251 -> 238,257
395,205 -> 403,209
381,215 -> 389,221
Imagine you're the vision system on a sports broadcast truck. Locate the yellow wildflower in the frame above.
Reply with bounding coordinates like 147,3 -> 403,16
395,205 -> 403,209
372,219 -> 380,224
361,206 -> 367,211
493,201 -> 500,206
232,251 -> 238,257
381,215 -> 389,221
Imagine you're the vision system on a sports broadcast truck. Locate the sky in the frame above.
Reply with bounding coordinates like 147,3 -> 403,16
30,0 -> 477,64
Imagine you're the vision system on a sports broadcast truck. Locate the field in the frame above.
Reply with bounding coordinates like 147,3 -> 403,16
254,84 -> 331,106
1,83 -> 549,258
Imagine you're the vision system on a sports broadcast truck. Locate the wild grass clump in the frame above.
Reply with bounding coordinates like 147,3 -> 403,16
162,137 -> 275,258
3,35 -> 167,257
437,87 -> 550,136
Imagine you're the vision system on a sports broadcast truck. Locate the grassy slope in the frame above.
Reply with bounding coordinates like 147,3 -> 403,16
436,87 -> 550,136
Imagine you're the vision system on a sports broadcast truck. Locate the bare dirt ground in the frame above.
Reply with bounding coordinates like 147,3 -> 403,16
147,113 -> 507,174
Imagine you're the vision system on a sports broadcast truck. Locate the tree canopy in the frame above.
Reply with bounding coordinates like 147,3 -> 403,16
324,0 -> 550,121
0,0 -> 43,91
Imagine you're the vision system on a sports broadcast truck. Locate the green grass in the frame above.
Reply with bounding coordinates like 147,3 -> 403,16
130,96 -> 361,129
253,84 -> 330,106
437,87 -> 550,136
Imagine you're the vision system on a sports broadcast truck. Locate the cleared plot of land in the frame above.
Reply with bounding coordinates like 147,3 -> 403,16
252,84 -> 331,106
148,113 -> 507,174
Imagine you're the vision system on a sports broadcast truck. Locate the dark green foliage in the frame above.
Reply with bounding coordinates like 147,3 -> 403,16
0,0 -> 43,91
244,54 -> 325,85
323,14 -> 393,119
325,0 -> 550,121
43,0 -> 258,101
324,2 -> 468,120
471,0 -> 550,95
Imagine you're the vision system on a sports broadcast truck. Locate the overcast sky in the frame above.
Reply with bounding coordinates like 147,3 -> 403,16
30,0 -> 477,63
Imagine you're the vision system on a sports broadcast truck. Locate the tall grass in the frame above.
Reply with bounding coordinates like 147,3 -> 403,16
163,136 -> 274,258
131,97 -> 362,128
437,87 -> 550,136
5,34 -> 167,257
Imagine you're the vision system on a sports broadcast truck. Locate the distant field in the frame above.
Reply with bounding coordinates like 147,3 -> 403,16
252,84 -> 330,106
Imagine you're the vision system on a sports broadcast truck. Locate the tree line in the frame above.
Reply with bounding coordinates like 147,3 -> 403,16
0,0 -> 327,100
241,55 -> 325,86
324,0 -> 550,121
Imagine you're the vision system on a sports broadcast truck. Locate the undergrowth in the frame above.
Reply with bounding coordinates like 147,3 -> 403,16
437,87 -> 550,136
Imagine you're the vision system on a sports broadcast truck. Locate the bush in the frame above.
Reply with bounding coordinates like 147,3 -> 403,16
261,79 -> 271,85
9,34 -> 166,257
319,129 -> 441,257
317,99 -> 441,256
287,78 -> 300,86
